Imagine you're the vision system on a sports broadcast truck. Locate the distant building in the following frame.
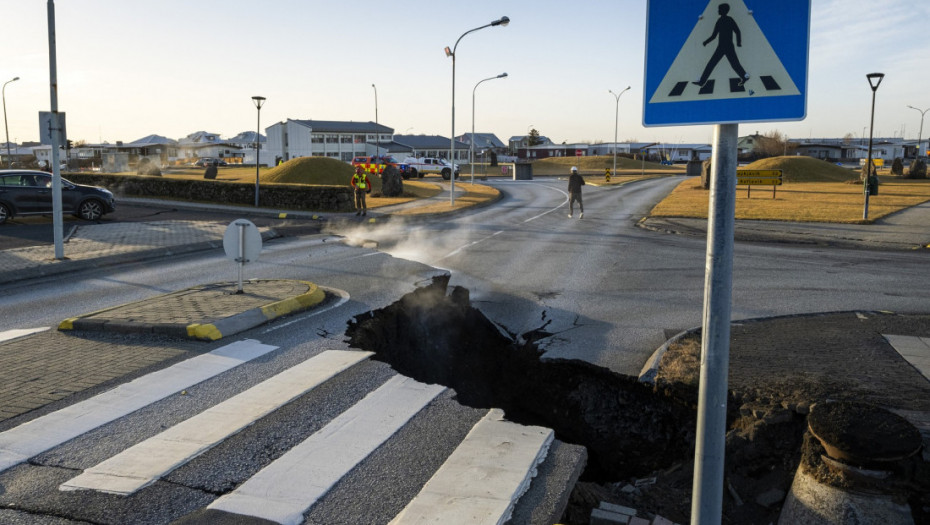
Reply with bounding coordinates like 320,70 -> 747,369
508,135 -> 553,153
586,142 -> 655,156
393,134 -> 470,161
644,143 -> 712,162
265,120 -> 395,163
519,143 -> 590,160
455,133 -> 507,161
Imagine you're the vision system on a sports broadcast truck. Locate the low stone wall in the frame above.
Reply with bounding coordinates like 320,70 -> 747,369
65,173 -> 355,212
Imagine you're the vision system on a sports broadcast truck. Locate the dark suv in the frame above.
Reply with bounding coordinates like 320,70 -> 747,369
0,170 -> 116,224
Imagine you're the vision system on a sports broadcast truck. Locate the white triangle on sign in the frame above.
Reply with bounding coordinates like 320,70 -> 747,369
649,0 -> 800,104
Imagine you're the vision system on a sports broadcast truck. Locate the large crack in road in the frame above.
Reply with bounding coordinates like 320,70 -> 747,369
346,275 -> 697,482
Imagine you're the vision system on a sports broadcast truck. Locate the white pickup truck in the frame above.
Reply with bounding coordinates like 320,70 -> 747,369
402,157 -> 460,180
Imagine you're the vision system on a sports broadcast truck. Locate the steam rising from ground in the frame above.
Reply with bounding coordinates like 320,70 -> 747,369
324,218 -> 477,267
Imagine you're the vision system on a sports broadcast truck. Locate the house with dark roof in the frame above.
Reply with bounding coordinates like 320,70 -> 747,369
392,135 -> 470,161
265,119 -> 395,163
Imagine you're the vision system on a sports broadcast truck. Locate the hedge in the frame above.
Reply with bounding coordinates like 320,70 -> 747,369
64,173 -> 355,213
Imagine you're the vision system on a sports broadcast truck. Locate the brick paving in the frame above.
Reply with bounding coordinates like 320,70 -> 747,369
71,280 -> 313,327
0,331 -> 198,423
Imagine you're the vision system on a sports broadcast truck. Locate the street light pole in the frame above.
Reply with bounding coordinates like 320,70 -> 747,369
472,72 -> 507,184
372,84 -> 378,154
863,72 -> 884,220
251,96 -> 266,207
2,77 -> 20,168
608,86 -> 630,179
907,105 -> 928,159
446,15 -> 509,206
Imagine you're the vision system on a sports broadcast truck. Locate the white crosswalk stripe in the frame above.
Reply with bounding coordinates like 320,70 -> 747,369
0,338 -> 565,524
208,375 -> 447,525
60,350 -> 373,495
391,408 -> 553,525
0,339 -> 276,474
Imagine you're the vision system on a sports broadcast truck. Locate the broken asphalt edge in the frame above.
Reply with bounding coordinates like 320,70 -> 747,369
59,279 -> 326,341
637,309 -> 906,385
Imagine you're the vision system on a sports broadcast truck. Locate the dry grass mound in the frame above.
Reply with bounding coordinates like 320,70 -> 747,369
262,157 -> 380,190
745,156 -> 857,183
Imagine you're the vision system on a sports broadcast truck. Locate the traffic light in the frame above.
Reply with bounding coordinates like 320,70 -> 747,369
66,139 -> 73,150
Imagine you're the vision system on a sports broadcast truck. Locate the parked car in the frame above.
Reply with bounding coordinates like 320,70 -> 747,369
0,170 -> 115,224
192,157 -> 227,167
401,157 -> 460,180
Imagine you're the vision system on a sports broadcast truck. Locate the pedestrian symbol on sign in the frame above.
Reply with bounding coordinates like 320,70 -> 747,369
693,3 -> 749,89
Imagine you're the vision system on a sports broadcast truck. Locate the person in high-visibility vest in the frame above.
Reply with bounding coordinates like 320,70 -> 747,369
350,166 -> 372,216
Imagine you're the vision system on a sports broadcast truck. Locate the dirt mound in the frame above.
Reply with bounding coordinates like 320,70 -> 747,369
745,156 -> 857,183
263,157 -> 381,190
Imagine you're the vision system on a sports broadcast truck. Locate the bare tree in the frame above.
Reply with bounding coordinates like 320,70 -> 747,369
755,130 -> 794,157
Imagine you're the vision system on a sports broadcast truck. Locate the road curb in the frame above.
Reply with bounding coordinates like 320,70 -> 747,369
60,280 -> 326,341
188,280 -> 326,341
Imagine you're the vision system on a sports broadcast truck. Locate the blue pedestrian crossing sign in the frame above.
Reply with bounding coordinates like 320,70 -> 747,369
643,0 -> 810,126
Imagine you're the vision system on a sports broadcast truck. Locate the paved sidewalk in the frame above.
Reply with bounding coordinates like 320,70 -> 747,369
641,200 -> 930,250
0,220 -> 277,285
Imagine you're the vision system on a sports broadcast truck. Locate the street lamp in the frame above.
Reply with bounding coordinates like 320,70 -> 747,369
445,15 -> 510,206
907,105 -> 928,159
472,72 -> 507,184
863,72 -> 884,220
2,76 -> 19,169
251,96 -> 266,207
608,86 -> 631,179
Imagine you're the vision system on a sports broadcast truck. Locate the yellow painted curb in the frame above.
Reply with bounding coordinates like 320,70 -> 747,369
187,323 -> 222,341
261,281 -> 325,319
278,213 -> 288,218
58,318 -> 76,330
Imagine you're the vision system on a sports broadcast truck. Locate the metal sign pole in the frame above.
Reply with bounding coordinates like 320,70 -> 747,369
237,223 -> 245,293
47,0 -> 64,260
691,123 -> 738,525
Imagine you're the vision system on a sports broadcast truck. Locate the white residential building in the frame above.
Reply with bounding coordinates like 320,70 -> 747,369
265,120 -> 394,164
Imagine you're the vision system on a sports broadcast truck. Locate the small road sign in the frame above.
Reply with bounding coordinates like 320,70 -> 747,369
644,0 -> 811,126
737,169 -> 782,197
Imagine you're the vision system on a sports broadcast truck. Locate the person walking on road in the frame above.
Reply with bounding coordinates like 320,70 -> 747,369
567,166 -> 585,219
351,166 -> 372,216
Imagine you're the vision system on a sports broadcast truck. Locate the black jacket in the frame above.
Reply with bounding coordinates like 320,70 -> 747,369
568,173 -> 585,193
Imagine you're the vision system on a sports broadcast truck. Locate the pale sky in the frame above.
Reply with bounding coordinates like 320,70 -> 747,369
2,0 -> 928,147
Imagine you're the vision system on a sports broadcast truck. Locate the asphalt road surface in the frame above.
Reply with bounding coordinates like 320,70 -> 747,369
2,176 -> 929,523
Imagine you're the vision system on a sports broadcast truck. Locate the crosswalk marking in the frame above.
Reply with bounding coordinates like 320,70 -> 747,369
60,350 -> 373,495
390,409 -> 553,525
0,327 -> 49,343
0,339 -> 276,474
208,375 -> 446,525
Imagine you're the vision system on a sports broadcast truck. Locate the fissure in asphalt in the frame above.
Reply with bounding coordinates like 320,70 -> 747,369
345,275 -> 697,482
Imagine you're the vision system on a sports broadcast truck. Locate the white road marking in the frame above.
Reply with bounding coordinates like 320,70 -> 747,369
208,375 -> 445,525
261,287 -> 350,334
390,408 -> 553,525
0,327 -> 50,343
60,350 -> 372,495
0,339 -> 277,474
437,182 -> 569,262
884,334 -> 930,380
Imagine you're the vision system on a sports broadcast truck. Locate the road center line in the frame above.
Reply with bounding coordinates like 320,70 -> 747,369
0,339 -> 277,474
438,182 -> 569,261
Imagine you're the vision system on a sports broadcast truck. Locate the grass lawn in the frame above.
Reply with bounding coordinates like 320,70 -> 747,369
157,161 -> 502,211
650,158 -> 930,224
529,155 -> 684,176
